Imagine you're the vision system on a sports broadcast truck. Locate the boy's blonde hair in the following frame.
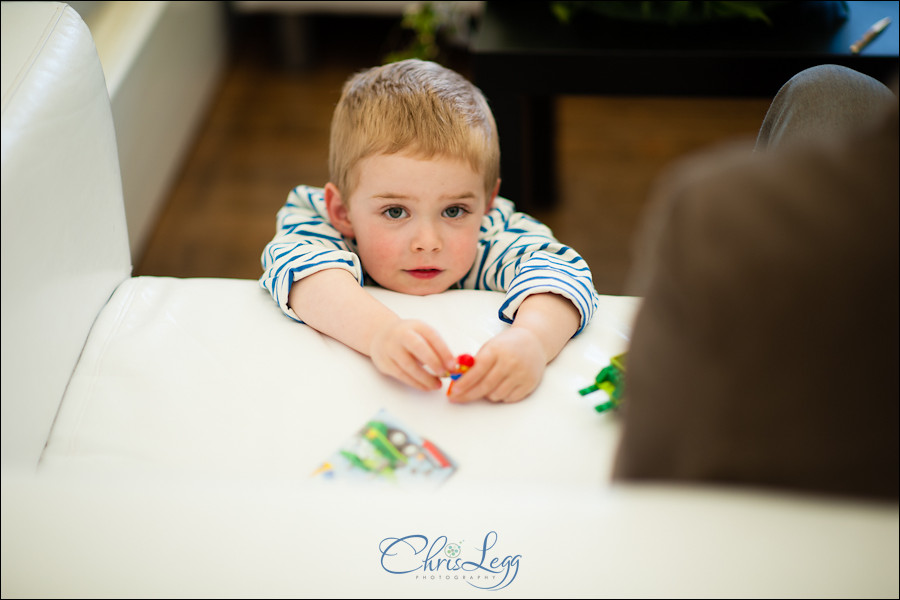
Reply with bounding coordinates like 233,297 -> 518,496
329,59 -> 500,200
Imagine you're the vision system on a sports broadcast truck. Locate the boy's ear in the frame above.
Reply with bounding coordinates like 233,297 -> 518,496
324,182 -> 355,238
486,178 -> 501,213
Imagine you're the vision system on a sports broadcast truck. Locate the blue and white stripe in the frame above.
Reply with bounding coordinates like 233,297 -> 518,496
260,185 -> 599,332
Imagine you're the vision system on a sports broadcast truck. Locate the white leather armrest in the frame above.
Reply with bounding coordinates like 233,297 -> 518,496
40,278 -> 636,484
13,276 -> 897,597
1,2 -> 131,470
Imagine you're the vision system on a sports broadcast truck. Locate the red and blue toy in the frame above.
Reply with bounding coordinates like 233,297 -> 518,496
446,353 -> 475,396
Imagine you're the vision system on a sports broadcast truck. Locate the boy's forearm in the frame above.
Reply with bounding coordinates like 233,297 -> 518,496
509,293 -> 581,363
287,269 -> 398,357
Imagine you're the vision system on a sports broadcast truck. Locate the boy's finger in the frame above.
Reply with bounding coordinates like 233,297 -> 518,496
402,332 -> 446,378
448,358 -> 495,403
412,324 -> 456,373
394,357 -> 442,391
485,378 -> 518,403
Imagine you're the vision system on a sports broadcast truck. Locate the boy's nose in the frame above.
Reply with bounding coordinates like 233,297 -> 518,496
412,222 -> 442,252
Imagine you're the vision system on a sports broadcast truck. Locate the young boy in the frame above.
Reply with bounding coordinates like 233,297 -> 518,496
260,59 -> 598,403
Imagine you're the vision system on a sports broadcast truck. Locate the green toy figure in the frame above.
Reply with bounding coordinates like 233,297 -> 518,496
579,353 -> 626,413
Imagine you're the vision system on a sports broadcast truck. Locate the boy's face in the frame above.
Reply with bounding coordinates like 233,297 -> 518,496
326,153 -> 497,295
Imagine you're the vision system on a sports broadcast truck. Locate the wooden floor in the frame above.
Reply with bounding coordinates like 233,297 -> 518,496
135,13 -> 772,295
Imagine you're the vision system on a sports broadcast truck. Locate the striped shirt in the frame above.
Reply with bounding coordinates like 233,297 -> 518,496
260,185 -> 599,333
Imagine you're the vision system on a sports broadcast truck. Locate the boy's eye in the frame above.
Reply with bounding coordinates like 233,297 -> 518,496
384,206 -> 408,219
443,205 -> 469,219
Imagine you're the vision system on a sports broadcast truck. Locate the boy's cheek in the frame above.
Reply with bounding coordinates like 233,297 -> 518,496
363,239 -> 403,264
355,227 -> 399,255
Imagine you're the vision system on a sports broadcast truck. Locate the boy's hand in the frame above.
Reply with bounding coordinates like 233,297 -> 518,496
447,328 -> 546,403
370,318 -> 456,391
289,270 -> 455,391
447,292 -> 582,404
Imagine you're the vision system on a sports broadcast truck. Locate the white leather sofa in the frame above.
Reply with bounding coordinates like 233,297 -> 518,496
1,3 -> 897,597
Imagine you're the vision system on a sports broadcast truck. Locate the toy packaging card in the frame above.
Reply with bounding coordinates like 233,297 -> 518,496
312,408 -> 457,489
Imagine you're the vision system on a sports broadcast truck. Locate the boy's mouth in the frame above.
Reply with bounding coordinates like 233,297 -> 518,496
405,268 -> 443,280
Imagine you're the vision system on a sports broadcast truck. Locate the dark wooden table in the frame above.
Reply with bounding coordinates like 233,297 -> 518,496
471,1 -> 900,211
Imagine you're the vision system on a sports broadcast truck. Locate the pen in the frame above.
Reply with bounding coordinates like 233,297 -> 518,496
850,16 -> 891,54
